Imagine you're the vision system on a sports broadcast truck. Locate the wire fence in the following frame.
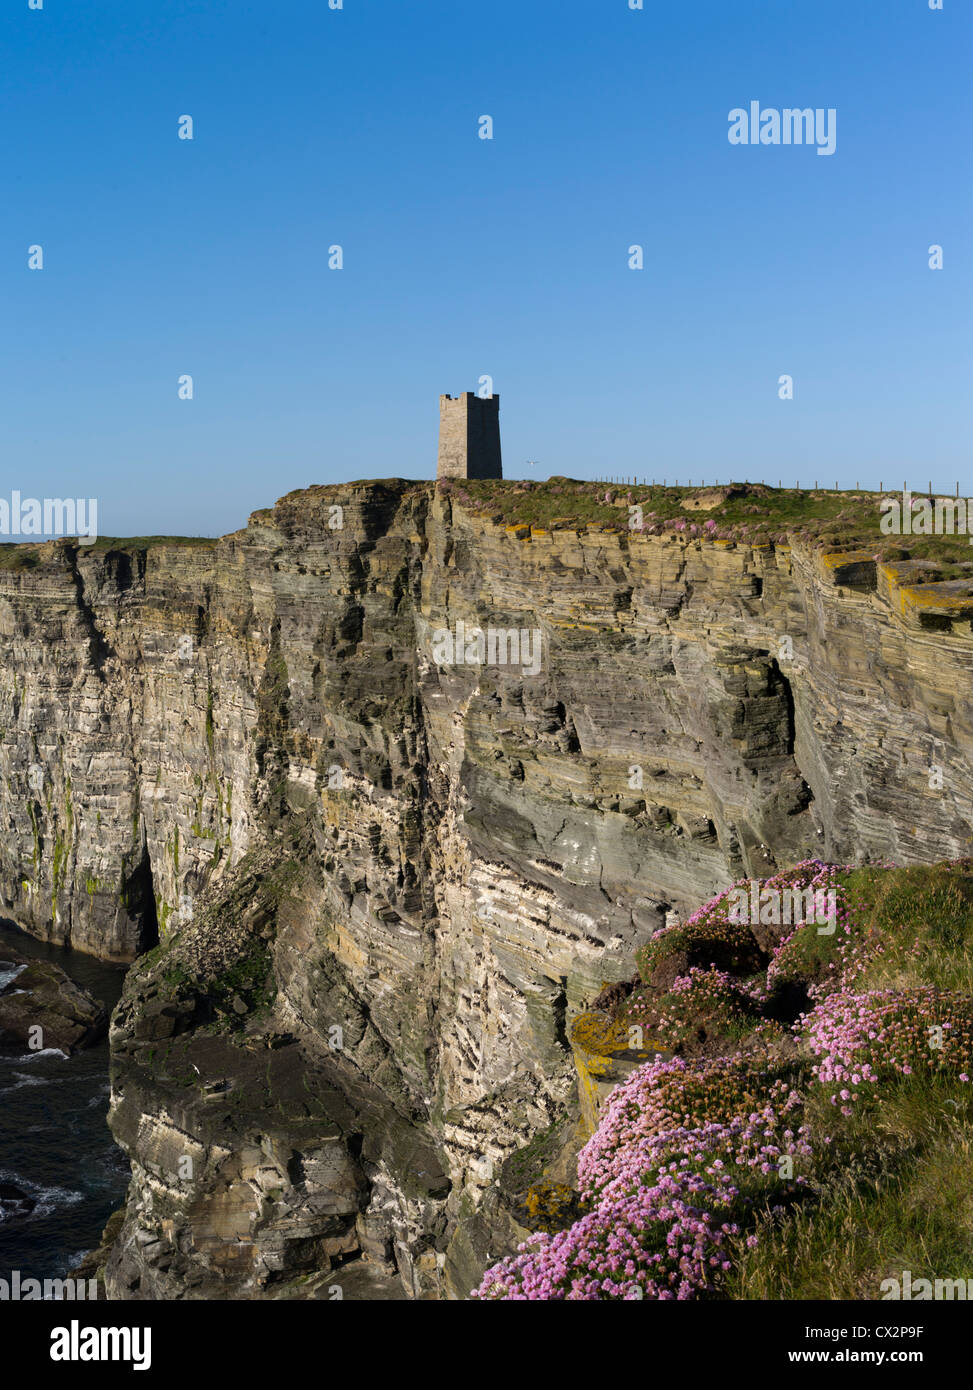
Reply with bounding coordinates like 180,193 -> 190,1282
592,478 -> 966,496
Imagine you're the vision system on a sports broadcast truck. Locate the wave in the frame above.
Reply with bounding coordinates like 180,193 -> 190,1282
1,1071 -> 53,1092
0,1170 -> 84,1222
7,1048 -> 70,1063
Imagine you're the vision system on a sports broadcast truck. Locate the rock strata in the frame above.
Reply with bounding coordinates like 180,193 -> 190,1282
0,480 -> 969,1297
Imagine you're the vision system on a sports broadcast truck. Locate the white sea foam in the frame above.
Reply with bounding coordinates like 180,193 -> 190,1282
4,1072 -> 50,1090
0,1170 -> 84,1220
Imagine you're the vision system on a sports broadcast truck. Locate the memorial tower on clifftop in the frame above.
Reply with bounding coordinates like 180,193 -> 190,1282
436,392 -> 503,480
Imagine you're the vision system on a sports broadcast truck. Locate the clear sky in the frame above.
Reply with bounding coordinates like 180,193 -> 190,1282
1,0 -> 970,537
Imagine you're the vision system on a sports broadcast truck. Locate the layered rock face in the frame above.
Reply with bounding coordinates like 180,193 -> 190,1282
0,481 -> 970,1298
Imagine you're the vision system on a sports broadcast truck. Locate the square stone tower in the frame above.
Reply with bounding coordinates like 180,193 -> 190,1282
437,392 -> 503,480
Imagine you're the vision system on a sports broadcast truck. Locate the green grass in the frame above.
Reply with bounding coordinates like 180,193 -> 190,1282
84,535 -> 217,550
846,862 -> 973,993
437,477 -> 973,565
766,916 -> 845,990
726,1077 -> 973,1299
722,863 -> 973,1297
0,536 -> 216,569
635,914 -> 765,980
0,546 -> 41,571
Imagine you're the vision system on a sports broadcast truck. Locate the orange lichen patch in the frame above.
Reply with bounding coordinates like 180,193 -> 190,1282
819,549 -> 875,569
570,1009 -> 629,1058
905,585 -> 973,609
877,557 -> 973,623
571,1046 -> 632,1137
521,1181 -> 586,1233
504,523 -> 531,539
877,562 -> 904,600
571,1010 -> 645,1135
896,582 -> 973,630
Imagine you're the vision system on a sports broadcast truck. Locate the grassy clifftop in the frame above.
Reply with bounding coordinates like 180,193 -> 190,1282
440,477 -> 973,571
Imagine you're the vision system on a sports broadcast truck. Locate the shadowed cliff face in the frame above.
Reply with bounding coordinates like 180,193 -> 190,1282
0,479 -> 971,1298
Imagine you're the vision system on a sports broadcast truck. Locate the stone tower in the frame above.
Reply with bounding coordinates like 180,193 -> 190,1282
436,393 -> 503,480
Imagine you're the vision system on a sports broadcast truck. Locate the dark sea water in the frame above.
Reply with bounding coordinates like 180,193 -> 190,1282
0,921 -> 130,1283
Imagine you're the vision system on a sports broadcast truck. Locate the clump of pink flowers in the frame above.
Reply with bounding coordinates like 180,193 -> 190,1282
799,986 -> 973,1116
626,966 -> 768,1049
637,858 -> 846,982
473,859 -> 973,1300
473,1056 -> 810,1300
472,1164 -> 742,1300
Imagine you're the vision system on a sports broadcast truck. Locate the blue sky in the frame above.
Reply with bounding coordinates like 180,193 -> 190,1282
1,0 -> 969,537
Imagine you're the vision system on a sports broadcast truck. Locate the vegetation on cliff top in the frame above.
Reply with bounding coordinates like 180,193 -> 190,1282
439,477 -> 973,568
474,859 -> 973,1300
4,479 -> 972,574
0,536 -> 216,570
